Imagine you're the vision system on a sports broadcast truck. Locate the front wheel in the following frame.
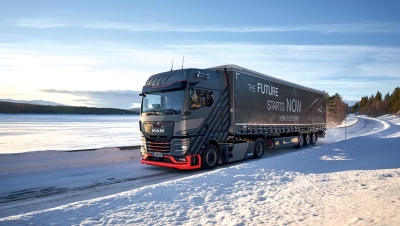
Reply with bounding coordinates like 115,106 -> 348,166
201,144 -> 219,170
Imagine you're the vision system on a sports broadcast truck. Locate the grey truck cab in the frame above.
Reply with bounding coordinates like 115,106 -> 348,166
140,68 -> 230,170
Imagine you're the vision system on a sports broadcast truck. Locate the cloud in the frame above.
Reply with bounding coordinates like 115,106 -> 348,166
40,89 -> 142,109
83,21 -> 400,34
11,18 -> 69,28
295,22 -> 400,34
5,18 -> 400,34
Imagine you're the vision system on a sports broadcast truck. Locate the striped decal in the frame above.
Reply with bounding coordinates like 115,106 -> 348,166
220,85 -> 230,132
190,86 -> 230,154
146,71 -> 175,86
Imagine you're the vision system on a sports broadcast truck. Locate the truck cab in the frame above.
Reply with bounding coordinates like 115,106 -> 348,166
139,68 -> 230,170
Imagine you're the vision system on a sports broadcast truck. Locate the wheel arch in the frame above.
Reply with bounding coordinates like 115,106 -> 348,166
205,138 -> 221,154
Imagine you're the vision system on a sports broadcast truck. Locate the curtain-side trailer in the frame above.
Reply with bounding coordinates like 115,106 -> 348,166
139,64 -> 326,170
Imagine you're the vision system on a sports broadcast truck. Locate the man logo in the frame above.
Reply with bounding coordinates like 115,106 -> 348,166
152,128 -> 164,133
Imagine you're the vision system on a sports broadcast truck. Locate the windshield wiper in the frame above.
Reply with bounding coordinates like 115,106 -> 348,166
162,109 -> 178,115
145,109 -> 177,116
146,111 -> 159,116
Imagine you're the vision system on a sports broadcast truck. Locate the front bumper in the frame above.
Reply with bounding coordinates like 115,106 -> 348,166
140,154 -> 201,170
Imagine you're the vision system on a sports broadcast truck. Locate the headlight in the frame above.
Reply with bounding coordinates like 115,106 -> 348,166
175,145 -> 188,153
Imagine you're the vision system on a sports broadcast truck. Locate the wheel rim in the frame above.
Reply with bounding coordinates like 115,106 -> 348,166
299,135 -> 303,145
312,133 -> 316,143
306,134 -> 310,144
206,149 -> 217,166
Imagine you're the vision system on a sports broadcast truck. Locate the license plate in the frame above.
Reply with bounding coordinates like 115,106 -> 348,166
153,152 -> 163,158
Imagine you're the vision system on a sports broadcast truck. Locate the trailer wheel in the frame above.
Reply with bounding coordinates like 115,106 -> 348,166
253,138 -> 265,158
295,134 -> 304,149
201,144 -> 219,170
304,133 -> 311,146
310,132 -> 317,145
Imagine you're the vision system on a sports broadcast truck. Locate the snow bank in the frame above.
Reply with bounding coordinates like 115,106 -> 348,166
1,116 -> 400,225
337,115 -> 358,128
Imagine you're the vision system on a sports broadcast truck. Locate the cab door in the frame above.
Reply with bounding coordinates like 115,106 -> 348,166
187,88 -> 222,134
185,88 -> 210,135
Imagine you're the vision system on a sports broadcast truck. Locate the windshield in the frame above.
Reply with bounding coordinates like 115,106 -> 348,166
141,89 -> 184,115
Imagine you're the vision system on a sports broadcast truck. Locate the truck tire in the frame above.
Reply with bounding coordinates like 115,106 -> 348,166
253,138 -> 265,158
201,144 -> 219,170
304,133 -> 311,146
295,134 -> 304,149
310,132 -> 317,145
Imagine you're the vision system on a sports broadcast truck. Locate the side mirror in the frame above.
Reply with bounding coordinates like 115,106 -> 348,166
184,111 -> 192,116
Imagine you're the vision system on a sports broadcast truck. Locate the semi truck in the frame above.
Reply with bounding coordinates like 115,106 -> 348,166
139,64 -> 326,170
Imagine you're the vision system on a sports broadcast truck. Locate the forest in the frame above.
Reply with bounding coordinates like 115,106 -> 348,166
0,101 -> 139,115
349,86 -> 400,117
326,86 -> 400,128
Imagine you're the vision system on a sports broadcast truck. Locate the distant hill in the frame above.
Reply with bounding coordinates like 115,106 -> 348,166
0,101 -> 139,115
0,98 -> 63,106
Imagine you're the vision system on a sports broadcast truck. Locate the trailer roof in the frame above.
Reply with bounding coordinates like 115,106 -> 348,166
206,64 -> 325,95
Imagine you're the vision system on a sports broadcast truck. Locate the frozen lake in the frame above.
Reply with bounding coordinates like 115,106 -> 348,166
0,114 -> 140,154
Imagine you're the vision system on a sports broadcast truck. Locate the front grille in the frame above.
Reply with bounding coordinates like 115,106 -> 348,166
149,135 -> 168,139
147,141 -> 171,152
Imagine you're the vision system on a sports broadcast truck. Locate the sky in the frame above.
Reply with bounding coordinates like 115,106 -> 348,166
1,0 -> 400,109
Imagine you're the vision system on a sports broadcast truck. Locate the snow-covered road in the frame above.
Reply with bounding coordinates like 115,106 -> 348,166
1,115 -> 399,225
0,149 -> 197,218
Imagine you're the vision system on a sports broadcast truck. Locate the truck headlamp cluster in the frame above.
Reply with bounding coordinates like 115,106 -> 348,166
175,145 -> 188,153
175,157 -> 187,162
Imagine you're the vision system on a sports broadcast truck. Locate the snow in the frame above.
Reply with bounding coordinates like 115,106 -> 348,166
0,114 -> 140,154
0,147 -> 140,176
336,115 -> 358,128
1,115 -> 400,225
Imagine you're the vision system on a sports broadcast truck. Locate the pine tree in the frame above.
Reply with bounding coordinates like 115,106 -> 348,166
350,102 -> 359,114
359,96 -> 368,108
375,91 -> 382,101
384,92 -> 390,101
389,87 -> 400,114
368,95 -> 374,105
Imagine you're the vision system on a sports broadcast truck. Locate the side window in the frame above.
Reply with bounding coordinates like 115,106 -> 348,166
189,89 -> 214,110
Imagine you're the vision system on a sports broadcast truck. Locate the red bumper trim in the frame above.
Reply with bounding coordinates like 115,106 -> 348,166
141,154 -> 202,170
